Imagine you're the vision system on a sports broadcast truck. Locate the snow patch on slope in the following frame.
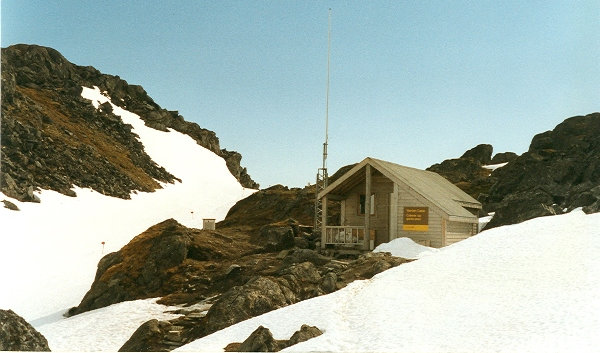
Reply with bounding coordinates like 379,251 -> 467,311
37,298 -> 181,352
177,210 -> 600,353
0,86 -> 256,322
373,237 -> 438,259
483,162 -> 508,171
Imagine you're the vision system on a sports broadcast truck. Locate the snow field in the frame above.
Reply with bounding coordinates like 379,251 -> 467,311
36,298 -> 182,352
176,210 -> 600,352
0,86 -> 256,323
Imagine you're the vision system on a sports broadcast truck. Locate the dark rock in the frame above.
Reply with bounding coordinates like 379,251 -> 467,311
220,187 -> 316,230
235,326 -> 282,352
255,224 -> 295,252
460,144 -> 493,164
225,324 -> 323,352
427,152 -> 494,203
2,199 -> 19,211
288,324 -> 323,346
490,151 -> 518,164
198,261 -> 323,336
0,309 -> 50,351
484,113 -> 600,228
118,319 -> 173,352
202,276 -> 291,334
225,325 -> 323,352
320,271 -> 337,293
293,236 -> 311,249
281,248 -> 331,267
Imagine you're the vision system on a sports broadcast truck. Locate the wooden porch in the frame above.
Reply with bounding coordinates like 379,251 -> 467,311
320,164 -> 376,251
324,226 -> 365,245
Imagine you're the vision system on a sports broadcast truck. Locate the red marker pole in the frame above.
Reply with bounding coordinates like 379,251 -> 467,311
101,241 -> 105,255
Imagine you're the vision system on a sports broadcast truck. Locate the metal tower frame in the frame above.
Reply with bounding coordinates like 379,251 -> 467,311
314,9 -> 332,234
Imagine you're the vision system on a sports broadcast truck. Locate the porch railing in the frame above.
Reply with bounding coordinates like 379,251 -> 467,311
324,226 -> 365,245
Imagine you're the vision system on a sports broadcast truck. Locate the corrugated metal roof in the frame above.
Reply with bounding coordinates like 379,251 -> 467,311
319,157 -> 481,220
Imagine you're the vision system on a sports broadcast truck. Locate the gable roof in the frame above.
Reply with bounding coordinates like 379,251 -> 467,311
319,157 -> 481,221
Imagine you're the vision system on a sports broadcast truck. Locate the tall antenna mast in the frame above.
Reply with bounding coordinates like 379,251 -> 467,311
314,8 -> 332,234
323,7 -> 331,170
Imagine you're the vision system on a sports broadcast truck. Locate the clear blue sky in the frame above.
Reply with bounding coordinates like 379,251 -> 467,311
2,1 -> 599,188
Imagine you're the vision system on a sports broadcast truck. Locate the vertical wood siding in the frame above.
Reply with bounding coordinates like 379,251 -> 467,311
343,176 -> 393,246
445,220 -> 475,246
393,183 -> 444,248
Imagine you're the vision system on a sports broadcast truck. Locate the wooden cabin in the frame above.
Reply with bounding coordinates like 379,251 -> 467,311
318,157 -> 481,251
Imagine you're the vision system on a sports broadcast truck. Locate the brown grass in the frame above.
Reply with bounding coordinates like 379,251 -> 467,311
16,86 -> 161,191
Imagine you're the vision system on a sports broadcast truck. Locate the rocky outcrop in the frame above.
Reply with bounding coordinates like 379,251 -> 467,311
119,319 -> 171,352
224,324 -> 323,352
219,185 -> 316,230
226,326 -> 282,352
427,144 -> 508,203
198,262 -> 325,335
490,151 -> 518,164
1,44 -> 257,203
460,144 -> 493,164
251,220 -> 297,252
482,113 -> 600,228
180,251 -> 407,347
68,219 -> 262,316
0,309 -> 51,351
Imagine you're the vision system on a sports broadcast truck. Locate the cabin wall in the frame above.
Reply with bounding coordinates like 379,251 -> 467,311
445,220 -> 477,246
393,183 -> 444,248
343,175 -> 393,246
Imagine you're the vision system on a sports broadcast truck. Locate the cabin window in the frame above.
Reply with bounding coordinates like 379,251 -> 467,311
359,194 -> 375,215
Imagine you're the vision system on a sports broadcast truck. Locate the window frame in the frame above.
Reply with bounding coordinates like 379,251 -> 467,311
358,194 -> 375,215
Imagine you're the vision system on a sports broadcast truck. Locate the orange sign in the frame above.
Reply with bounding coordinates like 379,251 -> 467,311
403,207 -> 429,231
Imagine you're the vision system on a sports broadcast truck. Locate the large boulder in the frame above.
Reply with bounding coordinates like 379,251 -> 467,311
0,309 -> 50,351
254,222 -> 295,252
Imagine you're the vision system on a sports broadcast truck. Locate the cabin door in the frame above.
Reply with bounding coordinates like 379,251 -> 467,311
374,193 -> 389,246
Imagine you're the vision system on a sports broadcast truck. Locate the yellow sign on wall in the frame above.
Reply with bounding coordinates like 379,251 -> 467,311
402,207 -> 429,231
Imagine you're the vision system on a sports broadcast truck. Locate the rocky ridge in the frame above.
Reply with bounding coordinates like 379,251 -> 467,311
427,143 -> 517,205
482,113 -> 600,228
427,113 -> 600,228
1,44 -> 258,203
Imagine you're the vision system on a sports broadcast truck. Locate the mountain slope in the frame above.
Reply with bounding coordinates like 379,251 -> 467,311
1,44 -> 257,203
0,80 -> 256,323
